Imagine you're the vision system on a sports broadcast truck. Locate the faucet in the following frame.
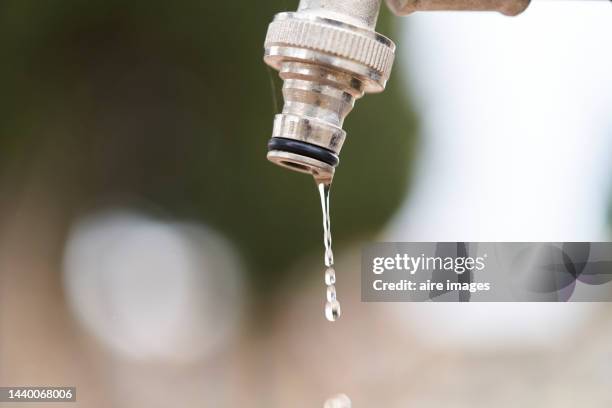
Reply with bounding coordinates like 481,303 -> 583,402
264,0 -> 531,180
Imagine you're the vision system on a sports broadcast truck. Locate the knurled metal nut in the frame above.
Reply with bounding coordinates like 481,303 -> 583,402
265,16 -> 395,81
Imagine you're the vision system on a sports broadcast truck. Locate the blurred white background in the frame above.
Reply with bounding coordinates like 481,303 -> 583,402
384,0 -> 612,349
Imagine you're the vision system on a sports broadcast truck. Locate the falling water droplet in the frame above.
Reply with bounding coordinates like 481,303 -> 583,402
324,267 -> 336,286
324,393 -> 352,408
325,300 -> 342,322
326,285 -> 337,302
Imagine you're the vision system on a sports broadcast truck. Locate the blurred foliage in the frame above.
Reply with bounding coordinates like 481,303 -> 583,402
0,0 -> 417,297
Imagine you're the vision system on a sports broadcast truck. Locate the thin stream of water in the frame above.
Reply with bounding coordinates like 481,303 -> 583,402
317,180 -> 342,322
317,178 -> 350,407
318,181 -> 334,267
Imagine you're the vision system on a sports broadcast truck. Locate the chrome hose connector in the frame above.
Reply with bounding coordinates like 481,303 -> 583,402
264,0 -> 395,180
263,0 -> 533,179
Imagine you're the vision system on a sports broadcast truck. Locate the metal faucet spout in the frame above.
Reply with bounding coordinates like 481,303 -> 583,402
263,0 -> 395,179
263,0 -> 531,179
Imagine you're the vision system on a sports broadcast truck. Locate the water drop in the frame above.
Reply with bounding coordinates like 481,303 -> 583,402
326,285 -> 336,302
324,267 -> 336,286
324,393 -> 351,408
325,300 -> 342,322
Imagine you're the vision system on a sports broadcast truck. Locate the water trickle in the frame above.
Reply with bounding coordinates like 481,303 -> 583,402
324,267 -> 336,286
318,182 -> 334,268
316,177 -> 349,404
316,178 -> 342,322
326,285 -> 337,302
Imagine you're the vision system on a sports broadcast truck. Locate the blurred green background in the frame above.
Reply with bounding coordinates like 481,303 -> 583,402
0,0 -> 417,299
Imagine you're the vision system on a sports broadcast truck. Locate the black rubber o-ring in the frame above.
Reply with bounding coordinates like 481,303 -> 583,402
267,137 -> 339,167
